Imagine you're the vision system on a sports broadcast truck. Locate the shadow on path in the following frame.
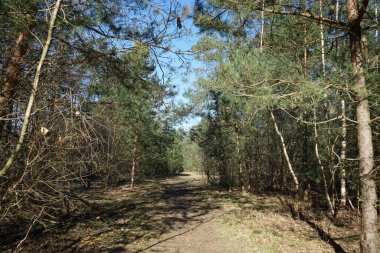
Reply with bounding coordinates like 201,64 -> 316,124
18,174 -> 219,253
134,215 -> 218,253
278,197 -> 347,253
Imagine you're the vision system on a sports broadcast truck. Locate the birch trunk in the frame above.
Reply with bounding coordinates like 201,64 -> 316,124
130,135 -> 138,189
335,0 -> 340,20
340,100 -> 347,207
335,0 -> 348,210
270,111 -> 299,191
235,122 -> 244,191
319,0 -> 326,76
376,6 -> 378,72
303,23 -> 308,79
314,111 -> 334,215
260,0 -> 264,52
375,7 -> 378,42
130,149 -> 137,189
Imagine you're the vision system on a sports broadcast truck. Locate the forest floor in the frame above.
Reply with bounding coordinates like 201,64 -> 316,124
5,172 -> 364,253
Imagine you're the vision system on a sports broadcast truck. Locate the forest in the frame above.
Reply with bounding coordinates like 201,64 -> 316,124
0,0 -> 379,252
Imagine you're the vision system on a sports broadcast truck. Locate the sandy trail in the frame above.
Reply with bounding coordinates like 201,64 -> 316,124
124,172 -> 334,253
11,172 -> 342,252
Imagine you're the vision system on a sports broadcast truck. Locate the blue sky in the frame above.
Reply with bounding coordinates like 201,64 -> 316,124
97,0 -> 203,131
159,0 -> 204,131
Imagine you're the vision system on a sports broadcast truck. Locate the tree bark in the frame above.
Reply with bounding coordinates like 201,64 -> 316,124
0,32 -> 30,135
346,1 -> 378,252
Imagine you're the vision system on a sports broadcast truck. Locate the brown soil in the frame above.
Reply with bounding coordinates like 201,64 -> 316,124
5,172 -> 362,252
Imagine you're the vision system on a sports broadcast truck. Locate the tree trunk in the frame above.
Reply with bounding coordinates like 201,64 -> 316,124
0,32 -> 30,135
270,110 -> 299,191
314,111 -> 334,215
303,22 -> 308,79
130,135 -> 138,189
340,99 -> 347,208
336,0 -> 348,210
375,7 -> 378,42
302,0 -> 308,79
376,6 -> 379,73
346,1 -> 378,252
335,0 -> 340,20
234,121 -> 244,191
260,0 -> 264,52
319,0 -> 326,76
130,154 -> 137,189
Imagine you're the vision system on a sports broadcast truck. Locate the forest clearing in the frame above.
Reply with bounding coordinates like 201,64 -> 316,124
0,0 -> 379,252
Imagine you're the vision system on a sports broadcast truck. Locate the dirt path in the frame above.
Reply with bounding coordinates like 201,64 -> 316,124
13,172 -> 353,252
124,173 -> 334,253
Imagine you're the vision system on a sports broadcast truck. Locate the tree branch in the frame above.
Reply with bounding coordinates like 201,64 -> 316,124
260,8 -> 347,27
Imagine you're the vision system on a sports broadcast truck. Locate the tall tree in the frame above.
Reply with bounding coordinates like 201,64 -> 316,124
346,1 -> 377,251
192,1 -> 379,251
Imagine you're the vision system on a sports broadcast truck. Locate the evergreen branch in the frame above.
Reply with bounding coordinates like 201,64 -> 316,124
260,8 -> 347,27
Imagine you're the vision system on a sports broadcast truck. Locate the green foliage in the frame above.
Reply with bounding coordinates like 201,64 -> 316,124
89,46 -> 183,180
180,136 -> 203,171
166,132 -> 185,175
194,0 -> 247,37
195,43 -> 326,110
189,0 -> 379,199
